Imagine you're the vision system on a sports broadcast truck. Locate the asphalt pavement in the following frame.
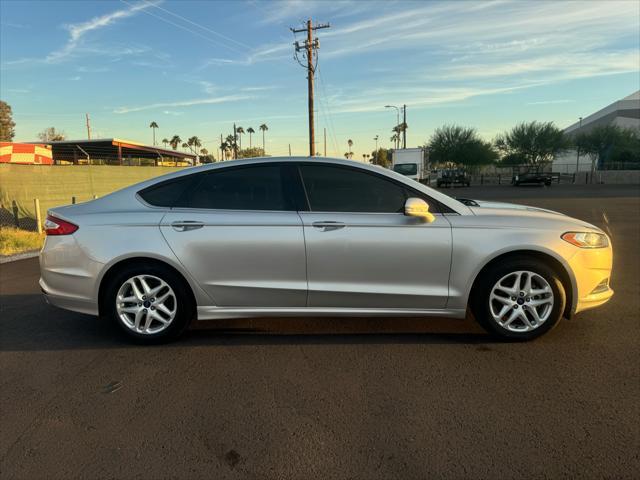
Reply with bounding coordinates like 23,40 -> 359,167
1,184 -> 639,479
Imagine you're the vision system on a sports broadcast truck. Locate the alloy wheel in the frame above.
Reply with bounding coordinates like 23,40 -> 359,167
489,270 -> 554,332
115,275 -> 177,335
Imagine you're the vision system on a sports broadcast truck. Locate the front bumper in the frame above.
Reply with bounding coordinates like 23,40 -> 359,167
567,243 -> 614,314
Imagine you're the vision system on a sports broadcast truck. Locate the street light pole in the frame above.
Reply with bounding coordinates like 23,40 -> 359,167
385,105 -> 400,149
575,116 -> 583,175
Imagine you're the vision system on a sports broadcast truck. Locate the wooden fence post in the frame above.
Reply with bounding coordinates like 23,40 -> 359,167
11,200 -> 19,227
34,198 -> 42,234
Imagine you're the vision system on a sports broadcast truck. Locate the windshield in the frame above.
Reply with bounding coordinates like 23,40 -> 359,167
393,163 -> 418,175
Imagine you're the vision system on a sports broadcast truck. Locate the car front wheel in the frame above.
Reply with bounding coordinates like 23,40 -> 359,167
103,263 -> 195,343
471,258 -> 566,340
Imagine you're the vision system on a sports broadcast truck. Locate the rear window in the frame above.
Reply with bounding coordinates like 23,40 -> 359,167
174,165 -> 291,211
138,175 -> 195,207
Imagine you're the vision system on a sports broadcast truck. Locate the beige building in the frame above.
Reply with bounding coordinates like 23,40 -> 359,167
553,91 -> 640,173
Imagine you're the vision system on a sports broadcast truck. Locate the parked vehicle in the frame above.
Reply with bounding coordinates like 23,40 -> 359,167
391,148 -> 428,183
436,169 -> 471,188
40,157 -> 613,343
512,171 -> 553,186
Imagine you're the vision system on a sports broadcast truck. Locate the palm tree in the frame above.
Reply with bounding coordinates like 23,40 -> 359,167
219,140 -> 228,161
259,123 -> 268,153
187,136 -> 202,155
390,132 -> 399,149
348,139 -> 353,154
344,152 -> 350,159
181,142 -> 189,152
247,127 -> 255,149
149,121 -> 159,145
169,135 -> 181,150
226,134 -> 236,159
236,126 -> 245,150
162,138 -> 169,148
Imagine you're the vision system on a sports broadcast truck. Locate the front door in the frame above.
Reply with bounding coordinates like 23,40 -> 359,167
160,164 -> 307,307
297,163 -> 452,309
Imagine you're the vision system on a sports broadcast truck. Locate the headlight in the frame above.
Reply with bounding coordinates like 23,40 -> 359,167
561,231 -> 609,248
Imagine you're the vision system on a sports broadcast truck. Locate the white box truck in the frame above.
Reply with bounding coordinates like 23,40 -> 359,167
391,148 -> 428,183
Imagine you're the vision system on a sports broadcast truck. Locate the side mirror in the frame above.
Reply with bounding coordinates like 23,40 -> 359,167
404,197 -> 435,223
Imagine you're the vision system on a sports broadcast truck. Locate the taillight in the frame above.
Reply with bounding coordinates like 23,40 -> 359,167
44,215 -> 78,235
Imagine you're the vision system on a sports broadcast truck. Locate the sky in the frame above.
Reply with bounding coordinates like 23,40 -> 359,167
1,0 -> 639,159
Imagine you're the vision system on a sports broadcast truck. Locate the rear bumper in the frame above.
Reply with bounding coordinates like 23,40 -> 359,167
39,235 -> 102,317
41,282 -> 99,316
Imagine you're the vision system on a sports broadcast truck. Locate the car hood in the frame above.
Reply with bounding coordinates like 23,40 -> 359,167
466,199 -> 563,216
463,200 -> 602,232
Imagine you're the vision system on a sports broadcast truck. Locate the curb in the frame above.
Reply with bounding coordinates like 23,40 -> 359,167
0,250 -> 40,264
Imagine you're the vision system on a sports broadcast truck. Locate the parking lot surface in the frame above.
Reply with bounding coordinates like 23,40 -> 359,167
1,184 -> 639,479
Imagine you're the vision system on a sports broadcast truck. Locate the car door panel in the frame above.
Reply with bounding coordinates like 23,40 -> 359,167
300,212 -> 452,308
296,163 -> 452,309
161,210 -> 306,307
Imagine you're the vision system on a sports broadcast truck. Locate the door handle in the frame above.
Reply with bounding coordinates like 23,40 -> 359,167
312,221 -> 346,232
171,221 -> 204,232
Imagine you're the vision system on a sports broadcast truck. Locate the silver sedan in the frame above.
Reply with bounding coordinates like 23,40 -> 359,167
40,158 -> 613,343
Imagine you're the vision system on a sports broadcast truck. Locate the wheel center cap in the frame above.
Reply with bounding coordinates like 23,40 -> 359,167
143,300 -> 151,308
516,298 -> 525,305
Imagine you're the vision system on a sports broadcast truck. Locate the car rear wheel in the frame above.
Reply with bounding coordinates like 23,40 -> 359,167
471,258 -> 566,340
104,263 -> 194,343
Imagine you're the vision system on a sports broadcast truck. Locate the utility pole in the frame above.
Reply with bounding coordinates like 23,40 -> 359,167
288,144 -> 292,156
402,104 -> 406,149
323,127 -> 327,157
85,113 -> 92,140
233,123 -> 237,159
291,19 -> 330,157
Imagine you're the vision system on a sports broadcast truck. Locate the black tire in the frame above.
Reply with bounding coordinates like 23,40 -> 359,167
470,257 -> 566,341
103,262 -> 195,344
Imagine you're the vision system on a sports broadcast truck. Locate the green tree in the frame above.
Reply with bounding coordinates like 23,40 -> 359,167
247,127 -> 255,149
347,139 -> 353,154
0,100 -> 16,141
187,136 -> 202,155
428,125 -> 497,169
37,127 -> 65,141
259,123 -> 268,152
575,125 -> 640,178
226,134 -> 237,159
149,121 -> 159,145
495,121 -> 567,168
162,138 -> 169,148
236,126 -> 245,150
169,135 -> 182,150
238,147 -> 265,158
371,148 -> 392,168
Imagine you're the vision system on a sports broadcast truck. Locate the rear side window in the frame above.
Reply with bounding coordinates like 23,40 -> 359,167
299,164 -> 407,213
138,176 -> 195,207
175,165 -> 291,211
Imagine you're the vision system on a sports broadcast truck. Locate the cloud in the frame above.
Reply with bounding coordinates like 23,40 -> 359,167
46,1 -> 160,63
114,94 -> 252,114
526,100 -> 575,106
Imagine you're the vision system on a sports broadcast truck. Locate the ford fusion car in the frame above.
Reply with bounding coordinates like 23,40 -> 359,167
39,157 -> 613,343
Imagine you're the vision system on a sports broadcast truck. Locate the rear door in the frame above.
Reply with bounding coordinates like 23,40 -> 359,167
158,163 -> 307,307
297,163 -> 452,309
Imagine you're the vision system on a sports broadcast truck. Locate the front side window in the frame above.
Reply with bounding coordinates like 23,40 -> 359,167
175,165 -> 290,211
299,164 -> 408,213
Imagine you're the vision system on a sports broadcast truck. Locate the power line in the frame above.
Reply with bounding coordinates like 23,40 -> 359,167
141,0 -> 254,51
120,0 -> 247,56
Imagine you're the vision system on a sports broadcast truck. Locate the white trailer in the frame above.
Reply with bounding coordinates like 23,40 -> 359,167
391,148 -> 428,183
